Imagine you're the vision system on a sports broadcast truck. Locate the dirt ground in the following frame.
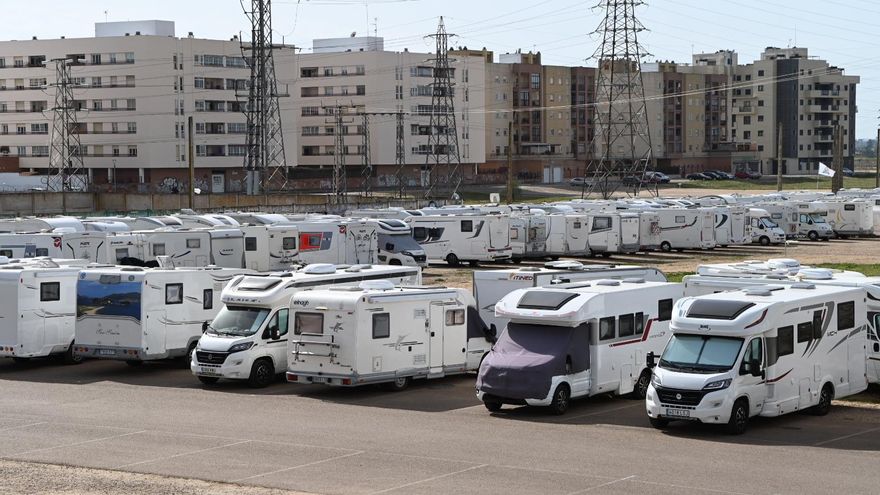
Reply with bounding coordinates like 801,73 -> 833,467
421,237 -> 880,291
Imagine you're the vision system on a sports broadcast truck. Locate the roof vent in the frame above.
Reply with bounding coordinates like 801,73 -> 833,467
302,263 -> 337,275
359,280 -> 395,291
519,266 -> 542,272
798,268 -> 833,280
791,282 -> 816,290
744,287 -> 773,296
596,280 -> 620,286
623,277 -> 645,284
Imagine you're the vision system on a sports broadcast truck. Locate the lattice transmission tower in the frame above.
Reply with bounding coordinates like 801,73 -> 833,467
359,113 -> 372,199
241,0 -> 289,195
46,57 -> 88,192
583,0 -> 656,199
395,111 -> 407,198
423,17 -> 461,200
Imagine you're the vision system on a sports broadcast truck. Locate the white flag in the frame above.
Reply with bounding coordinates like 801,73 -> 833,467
818,162 -> 836,177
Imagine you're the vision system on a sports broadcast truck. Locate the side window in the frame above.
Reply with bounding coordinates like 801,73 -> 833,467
186,238 -> 201,249
837,301 -> 855,331
618,314 -> 634,337
592,217 -> 611,231
40,282 -> 60,302
115,248 -> 128,261
165,283 -> 183,305
872,313 -> 880,341
372,312 -> 390,339
0,249 -> 11,257
777,326 -> 794,357
294,312 -> 323,335
245,237 -> 257,251
844,204 -> 855,211
658,299 -> 673,322
599,316 -> 615,340
510,228 -> 519,240
635,312 -> 645,335
445,308 -> 465,326
750,218 -> 759,228
799,214 -> 809,223
266,309 -> 289,338
277,309 -> 289,337
813,310 -> 824,339
282,236 -> 296,250
385,242 -> 394,251
412,227 -> 428,242
203,289 -> 213,310
797,321 -> 812,343
461,220 -> 473,232
35,248 -> 49,257
741,338 -> 763,374
573,221 -> 582,229
153,243 -> 166,256
675,215 -> 685,224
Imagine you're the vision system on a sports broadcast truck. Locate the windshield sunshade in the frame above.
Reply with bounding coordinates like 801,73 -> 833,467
516,290 -> 578,311
686,299 -> 755,320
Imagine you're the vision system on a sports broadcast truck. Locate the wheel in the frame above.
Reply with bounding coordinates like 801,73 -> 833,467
808,230 -> 819,241
600,252 -> 612,258
247,359 -> 275,388
385,376 -> 412,391
63,342 -> 84,365
811,384 -> 834,416
125,360 -> 143,367
821,237 -> 830,242
549,384 -> 571,415
484,400 -> 502,412
649,417 -> 669,429
726,399 -> 749,435
759,236 -> 770,246
198,376 -> 219,385
511,258 -> 523,264
660,241 -> 672,252
632,370 -> 651,400
184,342 -> 197,366
468,260 -> 480,267
445,253 -> 460,267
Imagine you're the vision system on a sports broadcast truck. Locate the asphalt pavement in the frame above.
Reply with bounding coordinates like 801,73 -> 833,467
0,357 -> 878,494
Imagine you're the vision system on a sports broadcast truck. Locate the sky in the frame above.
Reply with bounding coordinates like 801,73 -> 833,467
9,0 -> 880,138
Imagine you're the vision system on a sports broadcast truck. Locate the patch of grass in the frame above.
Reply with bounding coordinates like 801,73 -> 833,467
815,263 -> 880,276
676,175 -> 878,191
665,272 -> 689,283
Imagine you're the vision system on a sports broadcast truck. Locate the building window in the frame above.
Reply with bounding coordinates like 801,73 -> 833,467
127,146 -> 137,157
90,54 -> 102,65
228,144 -> 247,156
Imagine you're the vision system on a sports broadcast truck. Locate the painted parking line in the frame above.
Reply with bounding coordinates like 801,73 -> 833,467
232,451 -> 365,483
370,463 -> 488,494
6,430 -> 146,458
0,421 -> 48,433
812,425 -> 880,447
116,440 -> 252,469
565,475 -> 636,494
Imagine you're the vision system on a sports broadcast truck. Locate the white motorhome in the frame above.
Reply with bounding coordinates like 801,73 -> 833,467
473,262 -> 668,332
240,224 -> 299,272
712,206 -> 749,247
175,213 -> 241,229
746,208 -> 786,245
509,213 -> 548,261
0,232 -> 61,259
346,208 -> 424,220
287,219 -> 378,266
821,201 -> 873,237
74,265 -> 253,364
371,219 -> 427,267
477,280 -> 684,414
0,260 -> 82,364
138,228 -> 245,268
656,208 -> 716,251
192,264 -> 422,387
756,203 -> 798,238
637,211 -> 662,251
545,214 -> 589,258
287,283 -> 493,390
646,284 -> 868,434
792,203 -> 834,241
406,214 -> 512,266
0,216 -> 84,233
584,212 -> 641,256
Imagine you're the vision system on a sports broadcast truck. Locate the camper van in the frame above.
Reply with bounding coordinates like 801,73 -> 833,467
191,264 -> 422,387
0,260 -> 82,363
289,219 -> 378,266
509,214 -> 548,261
477,280 -> 684,414
406,214 -> 512,266
240,224 -> 299,272
793,203 -> 835,241
287,284 -> 493,390
656,208 -> 716,251
821,201 -> 873,237
746,208 -> 786,245
74,265 -> 253,364
712,206 -> 749,247
0,232 -> 62,259
137,228 -> 245,268
755,203 -> 798,238
473,262 -> 668,332
0,216 -> 84,233
545,214 -> 590,258
585,212 -> 641,256
645,284 -> 868,434
371,219 -> 427,267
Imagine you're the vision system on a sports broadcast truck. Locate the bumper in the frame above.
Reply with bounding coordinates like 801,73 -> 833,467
287,369 -> 419,386
476,382 -> 556,407
645,385 -> 733,424
191,355 -> 253,380
74,345 -> 155,360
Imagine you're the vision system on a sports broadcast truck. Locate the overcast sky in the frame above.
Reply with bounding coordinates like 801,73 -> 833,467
10,0 -> 880,138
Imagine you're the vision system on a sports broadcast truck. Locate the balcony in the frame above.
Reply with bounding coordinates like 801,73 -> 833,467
808,104 -> 845,113
814,133 -> 834,142
808,89 -> 841,98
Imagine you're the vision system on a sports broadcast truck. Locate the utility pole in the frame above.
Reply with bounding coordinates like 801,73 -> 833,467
187,115 -> 195,208
324,103 -> 354,206
359,112 -> 372,200
506,120 -> 514,204
395,111 -> 406,199
46,57 -> 88,197
875,126 -> 879,189
424,17 -> 462,200
832,124 -> 844,193
776,122 -> 783,192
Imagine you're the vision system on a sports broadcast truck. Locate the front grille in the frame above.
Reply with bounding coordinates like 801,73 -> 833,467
196,351 -> 229,365
655,387 -> 708,407
412,254 -> 427,262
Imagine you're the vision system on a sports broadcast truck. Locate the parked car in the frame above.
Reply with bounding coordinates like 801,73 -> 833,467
707,170 -> 735,180
735,170 -> 762,179
686,173 -> 712,180
643,171 -> 671,184
843,168 -> 855,177
569,177 -> 589,187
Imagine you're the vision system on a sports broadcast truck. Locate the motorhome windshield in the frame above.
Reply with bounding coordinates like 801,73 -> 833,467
761,217 -> 778,229
209,306 -> 269,336
809,213 -> 827,223
660,334 -> 744,373
379,233 -> 422,253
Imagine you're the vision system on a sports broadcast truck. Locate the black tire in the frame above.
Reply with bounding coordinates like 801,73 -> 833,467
821,237 -> 830,242
759,236 -> 770,246
468,260 -> 480,267
184,342 -> 197,365
660,241 -> 672,252
385,376 -> 412,391
511,257 -> 523,265
600,252 -> 612,258
808,230 -> 819,241
484,400 -> 502,412
445,253 -> 460,267
198,376 -> 219,385
632,370 -> 652,400
63,342 -> 84,365
125,360 -> 143,367
649,417 -> 669,429
549,384 -> 571,415
811,384 -> 834,416
726,399 -> 749,435
247,359 -> 275,388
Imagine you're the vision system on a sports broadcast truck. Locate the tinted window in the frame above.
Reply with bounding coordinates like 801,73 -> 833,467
461,220 -> 473,232
282,237 -> 296,250
153,243 -> 165,256
592,217 -> 611,231
517,291 -> 578,310
844,204 -> 855,211
412,227 -> 428,242
165,283 -> 183,305
797,321 -> 812,343
837,301 -> 855,330
203,289 -> 213,310
295,312 -> 323,335
619,314 -> 634,337
115,248 -> 128,261
276,309 -> 289,337
35,248 -> 49,257
599,317 -> 615,340
245,237 -> 257,251
373,313 -> 390,339
186,238 -> 201,249
777,325 -> 794,357
813,310 -> 824,339
675,215 -> 685,223
0,250 -> 11,257
40,282 -> 60,302
658,299 -> 673,322
686,299 -> 755,320
635,312 -> 645,335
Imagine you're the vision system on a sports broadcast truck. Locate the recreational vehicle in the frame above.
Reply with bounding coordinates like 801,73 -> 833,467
821,201 -> 873,237
792,203 -> 835,240
746,208 -> 786,245
477,280 -> 684,414
545,214 -> 589,258
0,260 -> 82,363
509,213 -> 548,261
646,284 -> 868,434
406,214 -> 512,266
755,203 -> 798,238
240,224 -> 299,272
0,232 -> 62,259
656,208 -> 716,251
637,211 -> 662,251
138,228 -> 245,268
192,264 -> 422,387
371,219 -> 427,267
287,283 -> 493,390
712,206 -> 749,247
0,216 -> 84,233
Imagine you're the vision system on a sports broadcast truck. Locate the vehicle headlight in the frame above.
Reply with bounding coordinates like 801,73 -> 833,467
401,250 -> 412,256
228,342 -> 255,353
702,378 -> 732,391
651,373 -> 662,388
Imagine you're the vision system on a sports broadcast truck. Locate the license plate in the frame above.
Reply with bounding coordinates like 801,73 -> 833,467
98,349 -> 116,356
198,367 -> 220,376
310,376 -> 327,383
665,408 -> 690,418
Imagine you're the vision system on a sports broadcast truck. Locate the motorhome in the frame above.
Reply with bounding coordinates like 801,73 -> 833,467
473,262 -> 668,332
287,283 -> 493,390
821,201 -> 873,237
240,224 -> 299,272
406,214 -> 512,266
0,232 -> 62,259
371,219 -> 427,267
346,208 -> 423,220
0,216 -> 84,233
74,264 -> 253,364
712,206 -> 749,247
584,212 -> 641,256
746,208 -> 786,245
477,280 -> 684,414
0,260 -> 82,363
755,203 -> 798,238
138,228 -> 245,268
646,284 -> 868,434
289,219 -> 378,265
191,264 -> 422,387
545,214 -> 589,258
637,211 -> 662,251
656,208 -> 716,251
792,203 -> 834,241
509,213 -> 548,262
175,213 -> 241,229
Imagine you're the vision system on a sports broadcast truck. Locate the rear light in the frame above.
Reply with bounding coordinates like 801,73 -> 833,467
286,373 -> 298,382
342,378 -> 351,385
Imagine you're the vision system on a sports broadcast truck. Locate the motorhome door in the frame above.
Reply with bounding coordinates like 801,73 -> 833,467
145,310 -> 167,356
428,304 -> 445,373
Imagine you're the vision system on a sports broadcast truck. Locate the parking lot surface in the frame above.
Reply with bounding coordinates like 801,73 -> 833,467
0,358 -> 878,494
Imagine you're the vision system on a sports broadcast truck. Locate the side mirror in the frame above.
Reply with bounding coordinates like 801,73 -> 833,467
646,351 -> 656,369
269,327 -> 280,341
486,324 -> 498,343
201,321 -> 209,333
750,359 -> 762,378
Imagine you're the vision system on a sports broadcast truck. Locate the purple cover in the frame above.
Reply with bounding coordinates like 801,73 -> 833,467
476,322 -> 590,401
